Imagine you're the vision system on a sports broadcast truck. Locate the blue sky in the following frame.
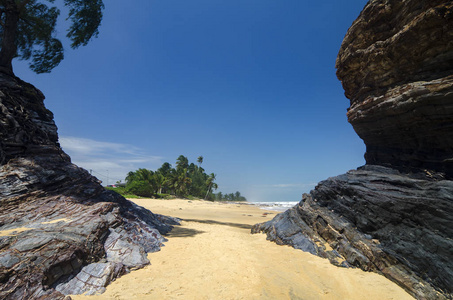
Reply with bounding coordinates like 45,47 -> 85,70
14,0 -> 367,202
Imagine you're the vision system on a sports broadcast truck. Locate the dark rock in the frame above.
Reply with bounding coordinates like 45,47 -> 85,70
336,0 -> 453,177
253,165 -> 453,299
253,1 -> 453,299
0,72 -> 179,299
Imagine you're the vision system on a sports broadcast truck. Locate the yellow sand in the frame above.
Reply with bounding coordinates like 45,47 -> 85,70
71,199 -> 413,300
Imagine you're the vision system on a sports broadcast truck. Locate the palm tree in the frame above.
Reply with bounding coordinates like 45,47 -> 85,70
188,163 -> 196,175
205,173 -> 217,200
124,168 -> 156,197
125,168 -> 157,195
125,171 -> 137,184
157,162 -> 172,178
170,168 -> 192,197
153,172 -> 167,194
136,168 -> 154,181
197,156 -> 203,167
176,155 -> 189,171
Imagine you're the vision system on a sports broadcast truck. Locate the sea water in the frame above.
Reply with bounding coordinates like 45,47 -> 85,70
251,201 -> 300,212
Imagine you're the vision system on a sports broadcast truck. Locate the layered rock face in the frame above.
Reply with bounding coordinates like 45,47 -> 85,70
336,0 -> 453,176
253,166 -> 453,299
0,73 -> 178,299
253,1 -> 453,299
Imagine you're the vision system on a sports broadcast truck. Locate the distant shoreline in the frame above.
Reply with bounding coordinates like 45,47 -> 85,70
250,200 -> 300,212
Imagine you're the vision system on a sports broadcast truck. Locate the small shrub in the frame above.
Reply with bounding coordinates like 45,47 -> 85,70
126,181 -> 154,198
105,186 -> 143,198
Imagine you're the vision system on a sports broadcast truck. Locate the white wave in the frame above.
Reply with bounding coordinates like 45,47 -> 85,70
251,201 -> 300,212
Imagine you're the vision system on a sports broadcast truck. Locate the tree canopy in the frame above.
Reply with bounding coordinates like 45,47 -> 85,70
119,155 -> 246,202
0,0 -> 104,74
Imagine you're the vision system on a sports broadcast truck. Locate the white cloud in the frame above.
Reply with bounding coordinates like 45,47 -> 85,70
59,136 -> 163,185
59,137 -> 142,156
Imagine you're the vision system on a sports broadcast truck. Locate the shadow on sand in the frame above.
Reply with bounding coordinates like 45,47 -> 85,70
165,226 -> 205,238
183,219 -> 253,230
165,219 -> 253,238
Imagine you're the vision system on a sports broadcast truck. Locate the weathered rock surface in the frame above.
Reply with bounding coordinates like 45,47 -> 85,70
336,0 -> 453,176
253,165 -> 453,299
0,72 -> 179,299
253,1 -> 453,299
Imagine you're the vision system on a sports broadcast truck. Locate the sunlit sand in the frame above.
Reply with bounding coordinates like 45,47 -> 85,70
71,199 -> 413,300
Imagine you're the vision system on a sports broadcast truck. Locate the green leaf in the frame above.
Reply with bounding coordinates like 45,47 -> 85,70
64,0 -> 104,48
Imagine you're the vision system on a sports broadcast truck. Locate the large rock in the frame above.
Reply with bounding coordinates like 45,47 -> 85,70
253,165 -> 453,299
336,0 -> 453,176
253,1 -> 453,299
0,72 -> 179,299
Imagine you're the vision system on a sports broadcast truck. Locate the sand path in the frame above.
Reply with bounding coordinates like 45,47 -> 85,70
71,199 -> 413,300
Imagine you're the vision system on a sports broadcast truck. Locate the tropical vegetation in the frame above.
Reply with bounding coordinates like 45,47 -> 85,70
114,155 -> 246,201
211,191 -> 247,202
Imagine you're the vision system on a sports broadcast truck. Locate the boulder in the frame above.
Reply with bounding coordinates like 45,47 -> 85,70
253,1 -> 453,299
336,0 -> 453,176
0,72 -> 179,299
253,165 -> 453,299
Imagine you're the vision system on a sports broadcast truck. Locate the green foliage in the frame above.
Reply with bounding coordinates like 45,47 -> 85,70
0,0 -> 104,73
105,186 -> 142,199
126,180 -> 154,198
188,167 -> 208,198
212,191 -> 247,202
122,155 -> 247,201
204,173 -> 218,200
15,1 -> 64,73
157,162 -> 172,177
65,0 -> 104,48
175,155 -> 189,171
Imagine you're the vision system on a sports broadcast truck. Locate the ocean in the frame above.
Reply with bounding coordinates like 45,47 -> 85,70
251,201 -> 300,212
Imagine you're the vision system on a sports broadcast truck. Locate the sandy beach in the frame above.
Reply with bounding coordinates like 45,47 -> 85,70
71,199 -> 413,300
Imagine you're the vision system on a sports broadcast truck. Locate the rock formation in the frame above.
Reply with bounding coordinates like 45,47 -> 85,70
253,1 -> 453,299
337,0 -> 453,177
0,72 -> 179,299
